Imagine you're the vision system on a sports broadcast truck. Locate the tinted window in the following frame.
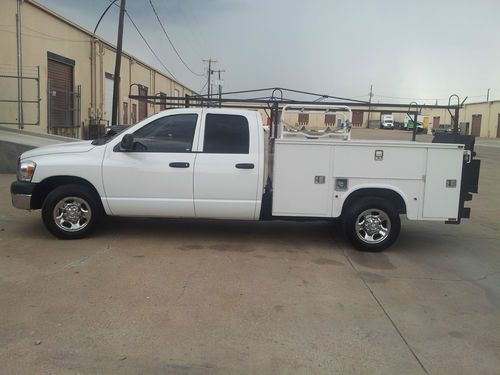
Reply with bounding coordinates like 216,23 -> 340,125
203,114 -> 249,154
133,114 -> 197,152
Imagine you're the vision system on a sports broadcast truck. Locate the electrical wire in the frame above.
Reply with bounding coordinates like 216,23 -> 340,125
106,0 -> 177,80
124,11 -> 177,80
147,0 -> 204,77
199,80 -> 208,94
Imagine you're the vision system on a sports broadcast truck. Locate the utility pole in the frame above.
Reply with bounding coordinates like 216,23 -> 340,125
213,69 -> 225,107
486,88 -> 490,102
111,0 -> 126,125
203,58 -> 217,106
367,84 -> 373,128
16,0 -> 24,129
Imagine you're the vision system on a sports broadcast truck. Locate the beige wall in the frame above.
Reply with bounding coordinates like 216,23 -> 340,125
462,101 -> 500,138
0,0 -> 196,138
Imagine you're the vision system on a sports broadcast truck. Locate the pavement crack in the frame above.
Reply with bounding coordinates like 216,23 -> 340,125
361,270 -> 500,283
10,245 -> 112,285
342,249 -> 429,374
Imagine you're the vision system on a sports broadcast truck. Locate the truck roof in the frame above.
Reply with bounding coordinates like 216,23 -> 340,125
159,107 -> 258,116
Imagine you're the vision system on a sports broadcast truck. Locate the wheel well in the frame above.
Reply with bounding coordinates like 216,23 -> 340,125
31,176 -> 103,210
342,188 -> 407,214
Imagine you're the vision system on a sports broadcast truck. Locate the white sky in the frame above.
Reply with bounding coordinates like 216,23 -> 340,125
38,0 -> 500,103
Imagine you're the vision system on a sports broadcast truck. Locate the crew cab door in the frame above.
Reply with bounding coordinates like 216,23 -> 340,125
193,110 -> 260,219
102,111 -> 201,217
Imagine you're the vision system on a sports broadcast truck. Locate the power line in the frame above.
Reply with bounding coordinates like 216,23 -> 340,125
148,0 -> 204,77
124,10 -> 177,80
107,0 -> 177,80
199,80 -> 208,94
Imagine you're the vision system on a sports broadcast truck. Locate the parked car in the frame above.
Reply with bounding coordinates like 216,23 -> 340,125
432,124 -> 453,135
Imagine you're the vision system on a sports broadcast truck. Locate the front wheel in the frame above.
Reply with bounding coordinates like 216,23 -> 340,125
42,184 -> 101,239
342,197 -> 401,252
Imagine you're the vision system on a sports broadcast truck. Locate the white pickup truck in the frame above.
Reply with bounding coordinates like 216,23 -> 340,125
11,105 -> 480,251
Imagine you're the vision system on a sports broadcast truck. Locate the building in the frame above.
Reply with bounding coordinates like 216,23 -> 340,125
272,100 -> 500,139
421,101 -> 500,138
0,0 -> 197,139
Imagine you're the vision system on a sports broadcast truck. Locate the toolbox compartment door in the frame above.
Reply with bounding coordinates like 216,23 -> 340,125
423,148 -> 463,219
272,143 -> 332,217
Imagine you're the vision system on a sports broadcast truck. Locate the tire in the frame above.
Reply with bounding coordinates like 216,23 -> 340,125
342,197 -> 401,252
42,184 -> 101,239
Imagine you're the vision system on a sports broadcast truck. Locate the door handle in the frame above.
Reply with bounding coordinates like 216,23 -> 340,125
235,163 -> 254,169
169,162 -> 190,168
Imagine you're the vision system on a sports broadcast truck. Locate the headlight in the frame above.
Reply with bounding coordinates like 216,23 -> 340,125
17,160 -> 37,182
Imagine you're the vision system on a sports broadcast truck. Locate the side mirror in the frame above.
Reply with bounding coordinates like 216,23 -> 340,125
120,133 -> 134,151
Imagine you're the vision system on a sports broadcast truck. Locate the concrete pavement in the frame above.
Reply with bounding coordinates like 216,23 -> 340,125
0,129 -> 499,374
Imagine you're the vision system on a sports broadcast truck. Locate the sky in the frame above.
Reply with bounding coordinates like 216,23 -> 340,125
38,0 -> 500,104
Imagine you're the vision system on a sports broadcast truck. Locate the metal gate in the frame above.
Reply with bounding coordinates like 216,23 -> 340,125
0,64 -> 40,127
47,82 -> 81,138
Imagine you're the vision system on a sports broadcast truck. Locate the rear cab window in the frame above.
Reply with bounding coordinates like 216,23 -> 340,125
203,114 -> 249,154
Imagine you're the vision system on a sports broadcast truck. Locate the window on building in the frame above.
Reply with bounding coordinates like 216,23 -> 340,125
123,102 -> 128,124
133,114 -> 198,152
298,113 -> 309,125
203,114 -> 249,154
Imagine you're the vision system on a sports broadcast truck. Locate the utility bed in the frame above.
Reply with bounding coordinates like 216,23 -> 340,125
272,138 -> 464,220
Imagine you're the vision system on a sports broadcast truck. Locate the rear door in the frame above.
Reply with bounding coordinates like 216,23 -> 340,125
193,111 -> 260,219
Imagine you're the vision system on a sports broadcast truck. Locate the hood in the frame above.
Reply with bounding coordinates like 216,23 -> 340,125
21,141 -> 96,159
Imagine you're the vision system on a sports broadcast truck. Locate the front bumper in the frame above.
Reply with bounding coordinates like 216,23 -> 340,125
10,181 -> 36,210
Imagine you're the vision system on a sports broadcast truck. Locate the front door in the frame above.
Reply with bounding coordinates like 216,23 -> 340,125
102,111 -> 201,217
433,116 -> 440,129
194,111 -> 260,219
497,114 -> 500,138
471,114 -> 481,136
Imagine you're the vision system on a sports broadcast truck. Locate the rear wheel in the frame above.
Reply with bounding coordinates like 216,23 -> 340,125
42,184 -> 101,239
342,197 -> 400,252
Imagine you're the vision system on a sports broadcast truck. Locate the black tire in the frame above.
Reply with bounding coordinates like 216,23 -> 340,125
342,197 -> 401,252
42,184 -> 101,239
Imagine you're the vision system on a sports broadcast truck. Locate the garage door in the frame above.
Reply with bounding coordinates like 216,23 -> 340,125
48,57 -> 74,128
352,111 -> 364,126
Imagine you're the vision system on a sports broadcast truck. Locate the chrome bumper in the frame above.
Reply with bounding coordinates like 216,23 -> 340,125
11,193 -> 32,210
10,181 -> 36,210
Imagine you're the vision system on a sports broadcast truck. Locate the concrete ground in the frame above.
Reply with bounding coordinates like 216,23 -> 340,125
0,129 -> 499,374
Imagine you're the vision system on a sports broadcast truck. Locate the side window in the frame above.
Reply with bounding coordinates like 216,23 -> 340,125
203,114 -> 249,154
133,114 -> 197,152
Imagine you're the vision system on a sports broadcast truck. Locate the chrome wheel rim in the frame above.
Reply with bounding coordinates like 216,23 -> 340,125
355,208 -> 391,244
53,196 -> 92,232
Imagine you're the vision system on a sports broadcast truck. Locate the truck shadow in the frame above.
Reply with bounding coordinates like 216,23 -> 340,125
94,216 -> 341,254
